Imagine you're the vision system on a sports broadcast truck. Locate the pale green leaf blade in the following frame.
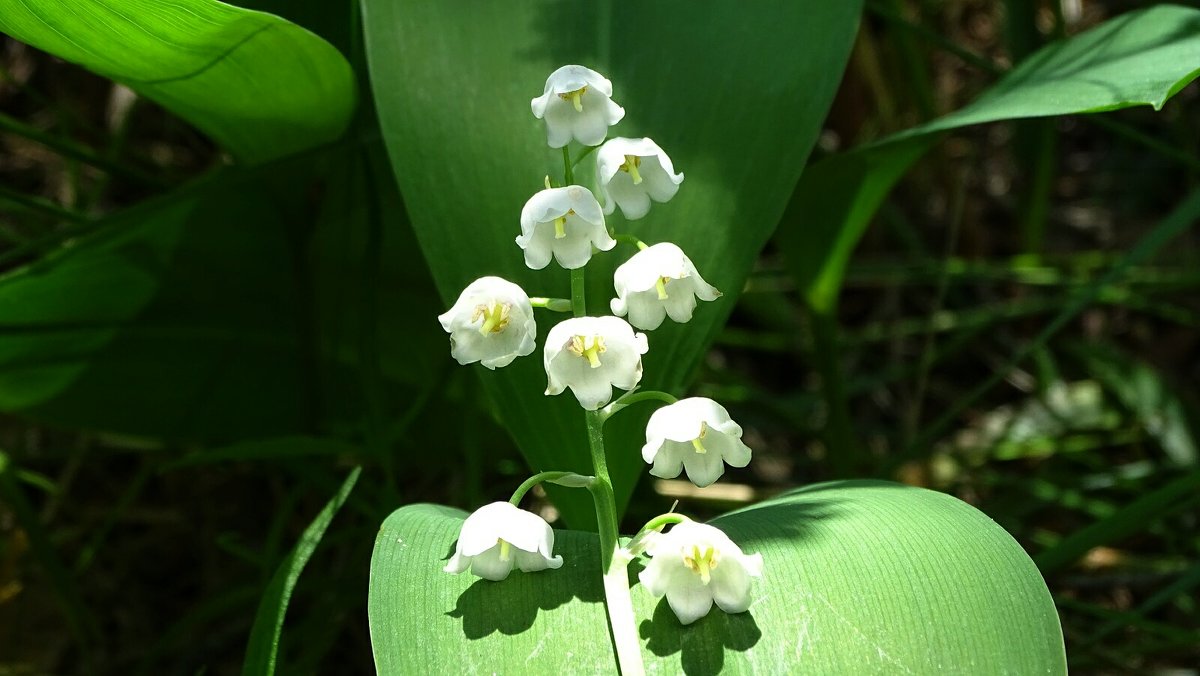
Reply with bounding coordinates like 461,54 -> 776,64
243,466 -> 361,676
369,481 -> 1065,673
779,4 -> 1200,312
0,0 -> 356,163
362,0 -> 862,527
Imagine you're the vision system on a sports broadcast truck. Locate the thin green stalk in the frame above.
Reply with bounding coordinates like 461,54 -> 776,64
508,471 -> 594,505
563,146 -> 575,184
602,390 -> 677,420
614,233 -> 649,250
0,184 -> 91,223
586,410 -> 643,676
0,110 -> 166,187
529,297 -> 573,312
571,267 -> 587,316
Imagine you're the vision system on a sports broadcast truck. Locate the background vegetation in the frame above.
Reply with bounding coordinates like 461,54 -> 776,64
0,0 -> 1197,673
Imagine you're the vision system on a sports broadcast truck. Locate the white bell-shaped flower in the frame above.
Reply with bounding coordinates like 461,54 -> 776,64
531,65 -> 625,148
642,397 -> 752,488
517,186 -> 615,270
595,137 -> 684,220
610,242 -> 721,331
437,277 -> 537,370
544,316 -> 649,410
443,502 -> 564,581
639,521 -> 763,625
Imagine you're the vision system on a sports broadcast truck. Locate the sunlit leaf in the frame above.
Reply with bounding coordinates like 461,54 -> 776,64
362,0 -> 862,527
369,481 -> 1065,673
0,0 -> 356,163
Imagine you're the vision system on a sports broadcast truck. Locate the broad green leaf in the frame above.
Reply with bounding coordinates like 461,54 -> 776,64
0,0 -> 356,163
0,169 -> 315,438
369,481 -> 1065,673
243,466 -> 360,676
362,0 -> 862,527
778,4 -> 1200,312
0,141 -> 446,442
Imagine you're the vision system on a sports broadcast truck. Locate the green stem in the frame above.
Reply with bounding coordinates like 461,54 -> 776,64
585,410 -> 644,676
614,233 -> 649,251
508,471 -> 594,505
529,297 -> 573,312
601,390 -> 678,421
570,268 -> 587,316
561,143 -> 641,672
562,146 -> 575,185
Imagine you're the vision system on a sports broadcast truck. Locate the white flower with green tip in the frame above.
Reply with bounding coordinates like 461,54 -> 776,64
517,186 -> 615,270
437,276 -> 536,370
596,137 -> 684,220
544,316 -> 649,410
611,242 -> 721,330
642,397 -> 751,487
443,502 -> 563,581
531,65 -> 626,148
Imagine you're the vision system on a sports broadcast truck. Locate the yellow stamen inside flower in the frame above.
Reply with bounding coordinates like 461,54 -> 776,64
682,544 -> 719,585
473,301 -> 512,336
559,86 -> 587,112
553,209 -> 576,240
620,154 -> 643,185
691,421 -> 708,454
498,539 -> 512,562
655,276 -> 670,300
568,335 -> 606,369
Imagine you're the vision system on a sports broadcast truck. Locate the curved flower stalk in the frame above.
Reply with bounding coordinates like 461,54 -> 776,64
638,520 -> 763,625
437,276 -> 537,369
611,242 -> 721,330
444,502 -> 564,581
544,316 -> 649,410
642,397 -> 752,487
517,186 -> 615,270
596,137 -> 684,220
531,65 -> 626,148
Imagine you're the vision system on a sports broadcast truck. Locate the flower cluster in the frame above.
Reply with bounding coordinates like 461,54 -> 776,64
438,65 -> 762,627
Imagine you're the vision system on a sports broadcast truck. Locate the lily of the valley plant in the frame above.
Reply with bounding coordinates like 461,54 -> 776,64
437,64 -> 759,674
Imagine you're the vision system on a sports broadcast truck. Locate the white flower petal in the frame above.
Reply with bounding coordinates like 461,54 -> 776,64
468,546 -> 515,581
666,580 -> 715,625
647,443 -> 685,479
543,316 -> 648,409
610,243 -> 719,331
595,137 -> 684,220
682,450 -> 726,488
445,502 -> 562,581
531,65 -> 623,148
438,277 -> 537,368
638,521 -> 761,623
519,187 -> 608,270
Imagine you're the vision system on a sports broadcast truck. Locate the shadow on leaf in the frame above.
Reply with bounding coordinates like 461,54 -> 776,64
445,530 -> 606,639
639,600 -> 761,676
